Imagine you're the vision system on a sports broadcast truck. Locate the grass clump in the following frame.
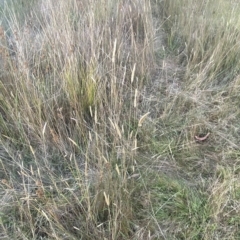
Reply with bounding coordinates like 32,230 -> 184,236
160,0 -> 240,85
0,0 -> 154,239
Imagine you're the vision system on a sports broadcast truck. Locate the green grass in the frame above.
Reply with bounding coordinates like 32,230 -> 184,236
0,0 -> 240,239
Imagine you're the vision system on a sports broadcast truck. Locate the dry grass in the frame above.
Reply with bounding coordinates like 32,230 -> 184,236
0,0 -> 240,239
0,0 -> 155,239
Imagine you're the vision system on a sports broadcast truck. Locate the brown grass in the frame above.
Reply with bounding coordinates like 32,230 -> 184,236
0,0 -> 240,239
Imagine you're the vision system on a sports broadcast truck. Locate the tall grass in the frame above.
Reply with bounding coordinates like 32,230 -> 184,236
161,0 -> 240,86
0,0 -> 155,239
1,0 -> 240,239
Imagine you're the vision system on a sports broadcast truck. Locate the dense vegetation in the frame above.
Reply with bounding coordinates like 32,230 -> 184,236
0,0 -> 240,239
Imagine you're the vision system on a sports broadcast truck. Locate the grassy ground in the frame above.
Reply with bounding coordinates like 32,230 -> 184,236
0,0 -> 240,239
